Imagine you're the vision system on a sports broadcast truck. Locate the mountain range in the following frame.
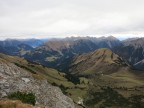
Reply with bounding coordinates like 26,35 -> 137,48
0,38 -> 48,56
0,36 -> 144,71
23,36 -> 121,71
0,36 -> 144,108
19,36 -> 144,71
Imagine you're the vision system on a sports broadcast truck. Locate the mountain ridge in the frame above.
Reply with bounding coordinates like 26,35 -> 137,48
24,36 -> 121,71
69,48 -> 129,76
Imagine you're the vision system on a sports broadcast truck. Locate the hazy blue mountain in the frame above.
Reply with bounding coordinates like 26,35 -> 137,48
0,38 -> 48,56
0,38 -> 48,48
0,43 -> 34,56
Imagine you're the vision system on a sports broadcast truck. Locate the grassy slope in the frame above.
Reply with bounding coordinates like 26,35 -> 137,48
1,52 -> 144,108
0,53 -> 86,107
70,48 -> 128,75
0,53 -> 74,87
69,48 -> 144,107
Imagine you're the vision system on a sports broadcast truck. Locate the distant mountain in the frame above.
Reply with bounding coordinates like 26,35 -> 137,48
24,36 -> 121,71
0,38 -> 48,48
69,48 -> 128,76
0,38 -> 48,56
65,36 -> 121,49
115,38 -> 144,70
0,43 -> 34,56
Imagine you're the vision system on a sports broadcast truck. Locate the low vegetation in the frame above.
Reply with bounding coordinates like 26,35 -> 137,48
14,63 -> 37,74
8,91 -> 36,105
84,87 -> 144,108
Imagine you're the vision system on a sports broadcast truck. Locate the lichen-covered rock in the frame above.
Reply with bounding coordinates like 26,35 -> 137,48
0,60 -> 75,108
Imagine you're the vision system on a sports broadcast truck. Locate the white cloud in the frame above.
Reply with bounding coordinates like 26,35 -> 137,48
0,0 -> 144,39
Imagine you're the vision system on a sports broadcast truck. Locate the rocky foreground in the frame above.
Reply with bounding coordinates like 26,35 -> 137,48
0,58 -> 75,108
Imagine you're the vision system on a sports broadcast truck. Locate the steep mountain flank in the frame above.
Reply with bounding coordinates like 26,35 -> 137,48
0,54 -> 75,108
115,38 -> 144,70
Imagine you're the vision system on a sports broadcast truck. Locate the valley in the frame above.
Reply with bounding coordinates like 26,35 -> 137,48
0,36 -> 144,108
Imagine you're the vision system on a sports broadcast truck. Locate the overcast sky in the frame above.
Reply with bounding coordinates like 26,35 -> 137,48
0,0 -> 144,39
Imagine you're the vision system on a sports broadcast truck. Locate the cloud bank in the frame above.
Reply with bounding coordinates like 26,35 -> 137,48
0,0 -> 144,39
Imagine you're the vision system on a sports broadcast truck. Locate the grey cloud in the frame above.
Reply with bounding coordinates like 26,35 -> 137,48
0,0 -> 144,39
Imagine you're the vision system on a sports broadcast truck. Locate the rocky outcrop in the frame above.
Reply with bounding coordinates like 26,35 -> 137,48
0,59 -> 75,108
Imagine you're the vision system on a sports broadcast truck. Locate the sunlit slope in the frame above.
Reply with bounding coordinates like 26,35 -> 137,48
0,53 -> 74,88
69,48 -> 128,75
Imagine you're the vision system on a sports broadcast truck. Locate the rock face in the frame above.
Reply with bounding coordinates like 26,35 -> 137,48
0,58 -> 75,108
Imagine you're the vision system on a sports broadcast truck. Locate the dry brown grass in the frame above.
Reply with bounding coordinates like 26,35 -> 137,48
0,99 -> 41,108
70,48 -> 127,75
